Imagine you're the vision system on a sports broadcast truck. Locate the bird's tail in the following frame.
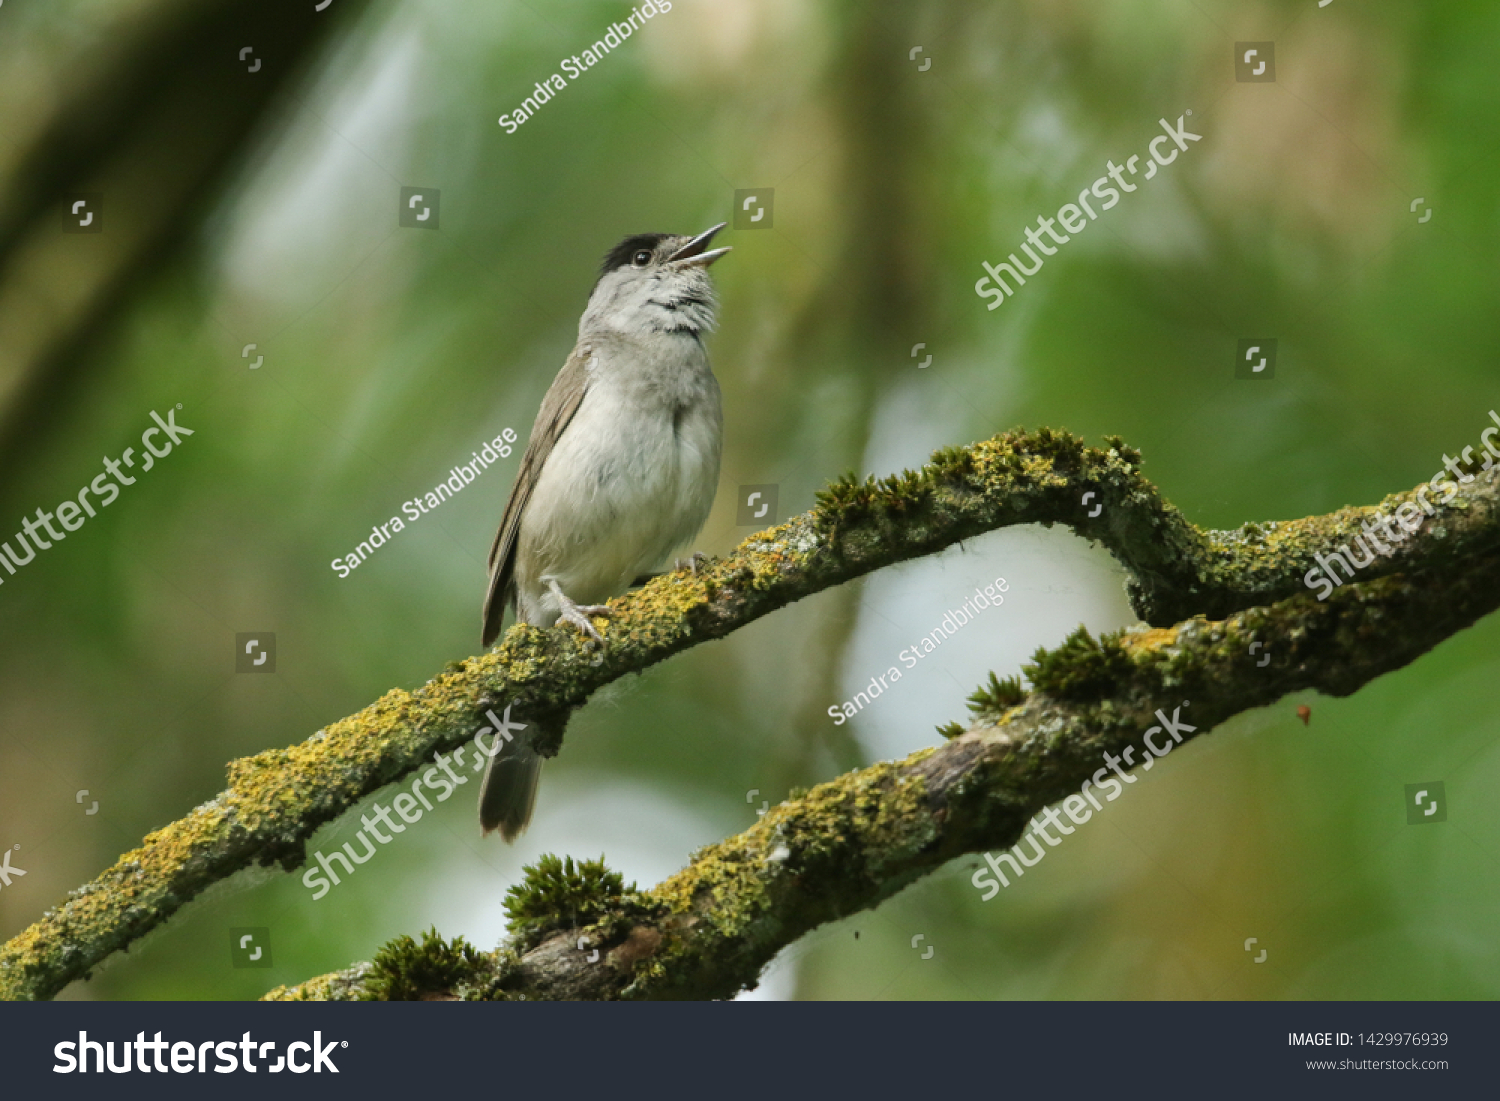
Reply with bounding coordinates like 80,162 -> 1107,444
478,738 -> 542,842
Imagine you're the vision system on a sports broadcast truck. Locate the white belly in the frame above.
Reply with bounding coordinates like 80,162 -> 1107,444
513,343 -> 721,625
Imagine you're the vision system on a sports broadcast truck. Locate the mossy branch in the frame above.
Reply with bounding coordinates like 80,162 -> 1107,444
3,428 -> 1497,1001
269,540 -> 1500,1000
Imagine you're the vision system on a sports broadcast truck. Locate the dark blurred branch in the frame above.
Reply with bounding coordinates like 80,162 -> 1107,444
2,428 -> 1497,1000
0,0 -> 351,458
268,538 -> 1500,1000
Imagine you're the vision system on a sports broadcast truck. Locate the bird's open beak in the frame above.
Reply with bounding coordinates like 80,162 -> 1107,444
669,222 -> 731,267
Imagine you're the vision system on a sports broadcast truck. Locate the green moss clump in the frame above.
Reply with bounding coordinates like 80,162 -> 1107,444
966,672 -> 1027,722
363,927 -> 486,1001
1027,426 -> 1086,467
996,434 -> 1028,470
813,468 -> 932,532
503,854 -> 633,944
1102,434 -> 1142,468
928,444 -> 975,483
935,720 -> 966,740
875,469 -> 929,512
1023,626 -> 1137,701
814,470 -> 872,517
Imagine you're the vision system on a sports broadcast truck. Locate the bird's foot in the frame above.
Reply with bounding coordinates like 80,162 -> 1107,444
546,581 -> 613,646
674,551 -> 710,577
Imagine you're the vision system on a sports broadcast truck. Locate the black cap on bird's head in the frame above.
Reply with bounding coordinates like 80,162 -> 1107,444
584,223 -> 730,334
600,233 -> 670,278
597,223 -> 730,281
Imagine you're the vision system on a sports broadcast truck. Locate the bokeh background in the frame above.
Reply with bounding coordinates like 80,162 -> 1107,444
1,0 -> 1497,1000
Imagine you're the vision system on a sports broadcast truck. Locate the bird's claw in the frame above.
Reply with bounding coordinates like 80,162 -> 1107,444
547,581 -> 614,646
674,551 -> 710,577
555,603 -> 612,645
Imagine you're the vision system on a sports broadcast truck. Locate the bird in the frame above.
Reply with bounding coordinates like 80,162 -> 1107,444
477,223 -> 731,840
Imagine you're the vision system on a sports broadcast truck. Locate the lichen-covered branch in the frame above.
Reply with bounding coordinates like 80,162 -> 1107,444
269,539 -> 1500,1001
3,429 -> 1497,1001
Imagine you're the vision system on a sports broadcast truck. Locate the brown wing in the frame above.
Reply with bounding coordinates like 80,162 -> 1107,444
482,346 -> 592,646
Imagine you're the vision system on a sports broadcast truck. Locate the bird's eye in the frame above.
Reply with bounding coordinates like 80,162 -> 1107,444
632,249 -> 652,267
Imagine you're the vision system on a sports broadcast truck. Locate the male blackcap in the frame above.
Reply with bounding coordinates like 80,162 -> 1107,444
478,223 -> 731,840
